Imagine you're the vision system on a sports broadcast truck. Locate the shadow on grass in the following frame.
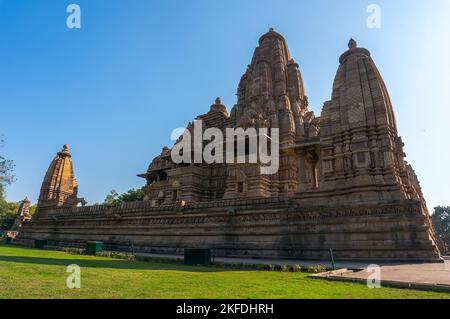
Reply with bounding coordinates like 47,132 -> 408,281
0,254 -> 234,273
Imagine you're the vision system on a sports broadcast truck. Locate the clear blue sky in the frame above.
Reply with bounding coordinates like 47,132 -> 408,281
1,0 -> 449,209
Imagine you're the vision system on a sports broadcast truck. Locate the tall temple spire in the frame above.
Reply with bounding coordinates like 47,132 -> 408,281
224,29 -> 315,198
232,28 -> 309,146
37,145 -> 85,208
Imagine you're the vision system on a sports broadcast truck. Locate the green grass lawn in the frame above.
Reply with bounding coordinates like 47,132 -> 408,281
0,244 -> 448,299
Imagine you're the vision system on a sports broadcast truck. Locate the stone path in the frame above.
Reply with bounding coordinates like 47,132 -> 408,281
338,261 -> 450,286
313,257 -> 450,293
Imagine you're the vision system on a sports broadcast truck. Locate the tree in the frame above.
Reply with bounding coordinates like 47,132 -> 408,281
103,188 -> 144,205
29,204 -> 38,216
104,190 -> 119,205
0,138 -> 16,227
431,206 -> 450,253
0,201 -> 36,231
0,200 -> 19,222
117,188 -> 144,202
0,200 -> 19,230
0,138 -> 15,200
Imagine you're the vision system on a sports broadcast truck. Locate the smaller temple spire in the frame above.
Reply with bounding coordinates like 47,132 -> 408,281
11,197 -> 31,231
37,144 -> 85,208
18,197 -> 31,217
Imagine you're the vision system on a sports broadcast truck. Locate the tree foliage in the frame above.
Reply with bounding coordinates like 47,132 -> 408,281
0,200 -> 19,216
0,199 -> 19,230
104,190 -> 119,205
103,188 -> 144,205
0,138 -> 15,200
431,206 -> 450,253
0,200 -> 19,224
0,201 -> 37,231
0,137 -> 17,227
29,204 -> 37,216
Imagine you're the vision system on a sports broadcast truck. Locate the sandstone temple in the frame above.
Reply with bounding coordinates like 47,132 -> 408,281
17,30 -> 442,261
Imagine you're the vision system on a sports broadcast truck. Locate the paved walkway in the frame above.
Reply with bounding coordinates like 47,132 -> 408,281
338,261 -> 450,286
312,257 -> 450,292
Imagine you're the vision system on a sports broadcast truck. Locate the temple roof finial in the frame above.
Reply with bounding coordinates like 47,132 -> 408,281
258,27 -> 286,46
209,97 -> 227,115
59,144 -> 71,157
340,38 -> 370,64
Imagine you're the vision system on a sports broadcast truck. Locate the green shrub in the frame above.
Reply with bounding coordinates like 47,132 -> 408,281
293,264 -> 302,272
273,265 -> 282,272
46,246 -> 86,255
255,263 -> 266,271
281,265 -> 290,272
306,265 -> 327,273
246,263 -> 259,270
97,251 -> 135,261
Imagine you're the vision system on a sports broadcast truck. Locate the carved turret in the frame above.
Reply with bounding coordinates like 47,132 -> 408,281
11,197 -> 31,230
37,145 -> 85,209
18,197 -> 31,217
319,39 -> 420,202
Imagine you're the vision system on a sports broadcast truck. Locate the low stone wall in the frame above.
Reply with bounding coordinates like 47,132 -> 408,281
16,198 -> 442,262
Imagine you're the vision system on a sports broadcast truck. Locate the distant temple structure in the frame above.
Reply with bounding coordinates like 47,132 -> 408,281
17,30 -> 441,261
6,197 -> 32,240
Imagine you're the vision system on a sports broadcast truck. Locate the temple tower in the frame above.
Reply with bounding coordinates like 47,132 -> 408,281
226,28 -> 310,197
17,197 -> 31,217
231,28 -> 308,142
11,197 -> 31,230
319,39 -> 424,204
37,145 -> 85,208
